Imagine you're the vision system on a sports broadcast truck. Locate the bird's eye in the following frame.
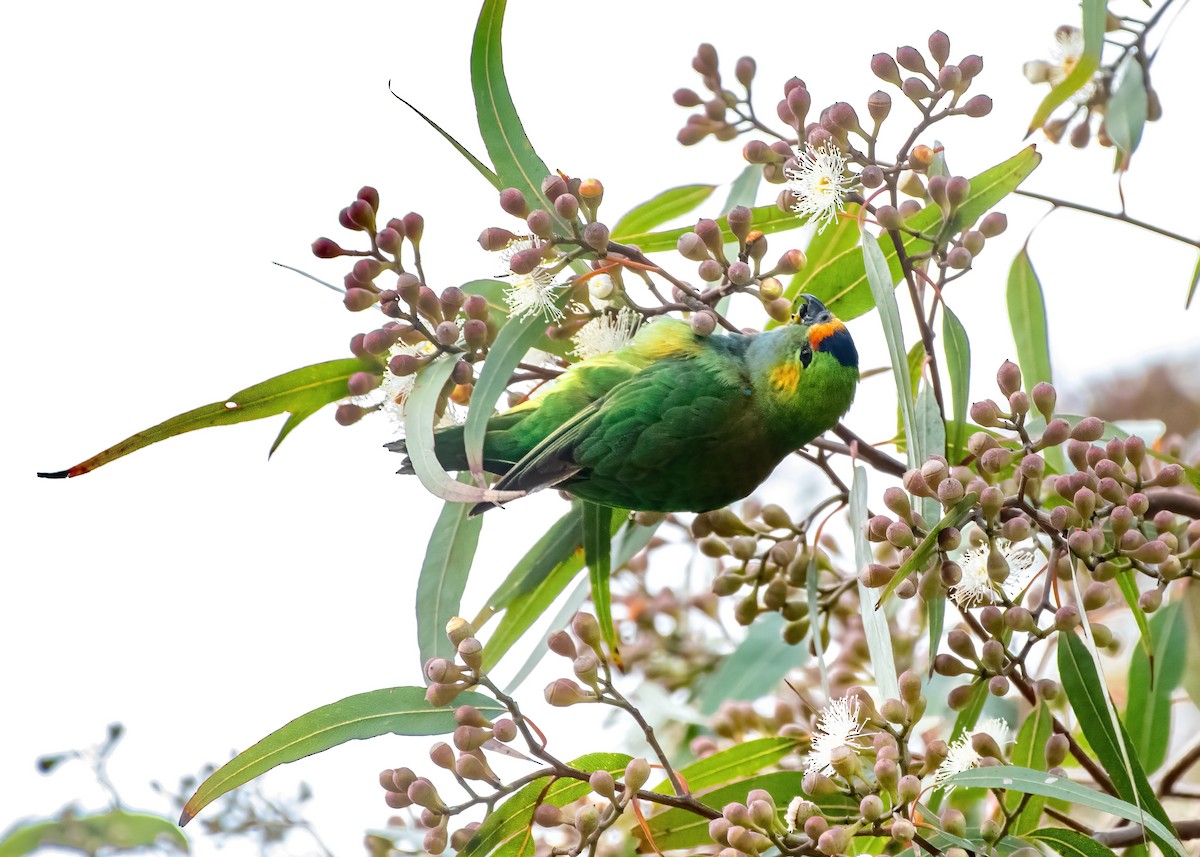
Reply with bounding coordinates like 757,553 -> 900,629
800,342 -> 813,368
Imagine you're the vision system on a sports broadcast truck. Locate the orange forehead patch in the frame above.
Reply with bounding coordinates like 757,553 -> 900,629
808,320 -> 845,348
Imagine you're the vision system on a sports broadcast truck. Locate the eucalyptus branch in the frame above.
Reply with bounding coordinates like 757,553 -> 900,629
1014,189 -> 1200,249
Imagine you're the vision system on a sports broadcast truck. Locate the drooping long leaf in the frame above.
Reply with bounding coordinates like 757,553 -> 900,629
944,767 -> 1183,857
863,230 -> 919,465
38,358 -> 372,478
1028,828 -> 1119,857
942,306 -> 971,463
1006,700 -> 1054,833
463,309 -> 557,477
470,0 -> 571,234
1106,52 -> 1148,171
611,184 -> 716,238
1114,569 -> 1154,668
652,737 -> 798,796
478,505 -> 583,621
1006,247 -> 1053,389
1057,631 -> 1175,852
404,354 -> 524,506
803,147 -> 1041,321
876,493 -> 977,608
1187,251 -> 1199,309
502,578 -> 590,694
480,508 -> 633,671
1026,0 -> 1106,134
461,753 -> 631,857
769,203 -> 863,329
180,688 -> 505,825
417,474 -> 485,668
1125,602 -> 1187,774
0,809 -> 189,857
583,502 -> 619,658
852,465 -> 899,701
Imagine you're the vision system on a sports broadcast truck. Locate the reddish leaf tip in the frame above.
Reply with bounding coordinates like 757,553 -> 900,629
178,808 -> 194,827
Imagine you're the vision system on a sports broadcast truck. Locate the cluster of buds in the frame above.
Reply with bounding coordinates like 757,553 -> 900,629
675,208 -> 809,324
673,43 -> 759,146
1023,24 -> 1162,150
543,612 -> 612,707
535,759 -> 653,853
868,33 -> 991,122
423,618 -> 488,707
312,187 -> 500,428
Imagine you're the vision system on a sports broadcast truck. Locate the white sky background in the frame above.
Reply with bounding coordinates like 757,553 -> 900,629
4,2 -> 1198,855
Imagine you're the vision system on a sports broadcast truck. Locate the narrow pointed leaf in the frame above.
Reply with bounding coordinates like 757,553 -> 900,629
180,688 -> 505,825
583,502 -> 619,658
876,493 -> 978,607
1006,701 -> 1054,832
613,203 -> 800,254
502,578 -> 590,693
38,358 -> 371,478
1026,0 -> 1106,134
471,0 -> 573,235
863,231 -> 918,464
478,505 -> 583,620
0,809 -> 189,857
463,309 -> 558,477
461,753 -> 631,857
611,184 -> 716,238
404,354 -> 524,506
1057,631 -> 1175,851
804,147 -> 1041,320
652,737 -> 798,795
942,306 -> 971,463
1029,828 -> 1119,857
852,465 -> 898,700
1106,52 -> 1147,170
1186,250 -> 1199,309
1006,247 -> 1052,388
417,474 -> 485,667
1114,569 -> 1154,668
1125,602 -> 1186,774
388,89 -> 499,188
944,767 -> 1183,857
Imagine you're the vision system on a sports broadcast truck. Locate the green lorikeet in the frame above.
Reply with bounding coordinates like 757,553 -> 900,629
392,294 -> 858,514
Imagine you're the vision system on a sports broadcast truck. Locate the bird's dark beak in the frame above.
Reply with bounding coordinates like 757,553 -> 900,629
796,294 -> 833,326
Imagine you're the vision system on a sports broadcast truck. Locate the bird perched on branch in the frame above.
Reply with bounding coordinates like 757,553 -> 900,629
391,294 -> 858,514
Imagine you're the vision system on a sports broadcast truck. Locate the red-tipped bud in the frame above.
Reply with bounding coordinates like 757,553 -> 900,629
554,193 -> 579,220
402,212 -> 424,244
896,45 -> 930,75
541,175 -> 568,201
311,237 -> 343,258
583,222 -> 610,253
959,54 -> 983,79
526,209 -> 553,239
335,403 -> 364,426
347,199 -> 376,232
479,227 -> 518,251
963,94 -> 993,117
735,56 -> 756,86
727,205 -> 753,242
499,188 -> 529,218
344,288 -> 378,312
786,87 -> 811,130
694,218 -> 725,257
871,53 -> 902,85
357,185 -> 380,211
928,31 -> 950,66
691,310 -> 717,336
673,88 -> 702,107
509,247 -> 544,275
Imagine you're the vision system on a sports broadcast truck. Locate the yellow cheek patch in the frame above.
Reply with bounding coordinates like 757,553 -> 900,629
770,362 -> 801,395
808,320 -> 845,349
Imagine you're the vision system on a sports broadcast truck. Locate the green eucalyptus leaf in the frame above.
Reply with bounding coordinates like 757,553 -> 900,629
720,163 -> 762,214
1114,569 -> 1154,671
1006,247 -> 1052,389
1006,701 -> 1054,833
942,306 -> 971,463
1106,51 -> 1148,170
770,203 -> 863,329
863,230 -> 918,465
1057,631 -> 1175,852
417,475 -> 485,667
614,203 -> 798,254
653,737 -> 798,795
1125,602 -> 1187,773
388,89 -> 498,188
945,767 -> 1182,857
852,465 -> 899,701
463,754 -> 631,857
805,147 -> 1041,320
582,502 -> 619,659
181,688 -> 505,825
38,358 -> 372,478
0,809 -> 188,857
694,613 -> 789,715
876,493 -> 978,608
1026,0 -> 1106,134
611,184 -> 716,238
1029,828 -> 1119,857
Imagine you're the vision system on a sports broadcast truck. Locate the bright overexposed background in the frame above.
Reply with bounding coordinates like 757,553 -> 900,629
4,2 -> 1197,855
